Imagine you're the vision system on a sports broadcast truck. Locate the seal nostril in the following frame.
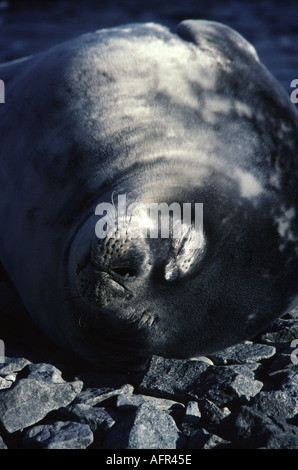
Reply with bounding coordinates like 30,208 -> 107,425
112,266 -> 136,279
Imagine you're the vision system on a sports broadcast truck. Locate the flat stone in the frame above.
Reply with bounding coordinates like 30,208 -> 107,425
208,342 -> 276,365
104,402 -> 181,449
0,375 -> 83,433
138,356 -> 210,402
55,404 -> 115,437
73,383 -> 134,406
23,421 -> 94,449
116,393 -> 184,413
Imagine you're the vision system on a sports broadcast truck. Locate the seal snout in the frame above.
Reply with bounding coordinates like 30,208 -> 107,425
75,232 -> 151,311
94,232 -> 151,283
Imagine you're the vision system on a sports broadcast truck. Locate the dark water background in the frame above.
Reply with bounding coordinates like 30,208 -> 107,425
0,0 -> 297,95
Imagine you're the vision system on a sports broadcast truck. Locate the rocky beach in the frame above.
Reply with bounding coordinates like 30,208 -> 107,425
0,0 -> 297,450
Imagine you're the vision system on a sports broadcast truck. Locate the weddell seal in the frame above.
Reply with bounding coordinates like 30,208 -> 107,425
0,20 -> 298,369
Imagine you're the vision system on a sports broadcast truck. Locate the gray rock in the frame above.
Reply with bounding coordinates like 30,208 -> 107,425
104,402 -> 181,449
280,369 -> 298,396
180,401 -> 202,437
218,406 -> 286,448
268,347 -> 298,376
23,421 -> 94,449
187,366 -> 263,407
209,342 -> 276,365
55,404 -> 115,437
0,374 -> 16,390
265,433 -> 298,449
138,356 -> 210,402
187,428 -> 231,449
73,383 -> 134,406
0,374 -> 83,433
225,364 -> 256,379
27,363 -> 66,382
288,306 -> 298,319
261,319 -> 298,344
139,357 -> 262,407
183,401 -> 202,425
197,398 -> 230,428
0,357 -> 31,375
0,434 -> 7,449
252,391 -> 298,420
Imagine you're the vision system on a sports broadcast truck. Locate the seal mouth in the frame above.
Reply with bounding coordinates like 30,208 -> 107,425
74,256 -> 157,362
